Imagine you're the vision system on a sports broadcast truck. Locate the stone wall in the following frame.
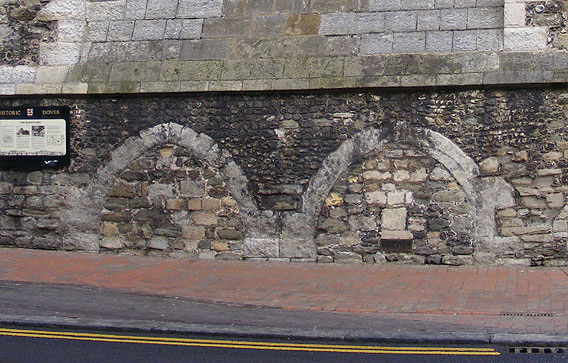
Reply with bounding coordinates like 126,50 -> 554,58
0,0 -> 567,94
1,86 -> 568,266
0,0 -> 55,66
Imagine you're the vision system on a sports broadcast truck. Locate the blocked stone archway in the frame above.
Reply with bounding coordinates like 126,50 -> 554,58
62,123 -> 258,252
296,124 -> 517,263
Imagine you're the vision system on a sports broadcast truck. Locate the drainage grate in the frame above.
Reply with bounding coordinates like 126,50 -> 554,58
509,347 -> 567,354
500,312 -> 553,317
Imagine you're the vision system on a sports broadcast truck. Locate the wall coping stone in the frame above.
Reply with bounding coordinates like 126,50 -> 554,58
2,51 -> 567,96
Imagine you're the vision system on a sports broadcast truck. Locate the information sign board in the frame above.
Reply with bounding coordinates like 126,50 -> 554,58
0,106 -> 70,169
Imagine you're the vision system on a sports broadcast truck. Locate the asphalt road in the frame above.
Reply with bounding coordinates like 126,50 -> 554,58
0,326 -> 566,363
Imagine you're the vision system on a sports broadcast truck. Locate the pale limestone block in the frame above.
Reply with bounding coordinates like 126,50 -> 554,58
145,0 -> 177,19
38,0 -> 86,20
86,1 -> 125,21
504,2 -> 525,27
393,170 -> 410,181
165,19 -> 182,39
479,156 -> 500,174
62,83 -> 89,94
16,84 -> 63,94
363,170 -> 391,181
0,84 -> 15,95
0,66 -> 13,83
504,27 -> 548,51
13,66 -> 37,83
40,42 -> 82,66
380,230 -> 413,240
125,0 -> 147,19
381,207 -> 407,230
177,0 -> 223,18
180,19 -> 204,39
58,20 -> 87,42
242,238 -> 279,258
132,20 -> 166,40
36,66 -> 70,84
387,191 -> 405,206
365,190 -> 387,206
107,21 -> 135,41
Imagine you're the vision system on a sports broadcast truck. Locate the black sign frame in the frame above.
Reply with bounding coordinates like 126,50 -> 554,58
0,106 -> 71,170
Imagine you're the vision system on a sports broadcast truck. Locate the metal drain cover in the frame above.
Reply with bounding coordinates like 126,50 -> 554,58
500,312 -> 553,317
509,347 -> 567,354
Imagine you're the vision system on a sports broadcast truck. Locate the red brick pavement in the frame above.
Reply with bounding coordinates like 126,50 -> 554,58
0,248 -> 567,334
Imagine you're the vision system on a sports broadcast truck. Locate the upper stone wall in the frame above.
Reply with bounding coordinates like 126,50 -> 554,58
0,0 -> 567,94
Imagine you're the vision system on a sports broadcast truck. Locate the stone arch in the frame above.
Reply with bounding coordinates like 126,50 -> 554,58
62,123 -> 258,252
303,123 -> 516,262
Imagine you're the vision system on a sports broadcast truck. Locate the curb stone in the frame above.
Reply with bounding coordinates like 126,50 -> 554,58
1,314 -> 568,346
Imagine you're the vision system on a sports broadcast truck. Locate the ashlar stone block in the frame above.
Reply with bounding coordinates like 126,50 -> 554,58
361,34 -> 393,54
369,0 -> 401,11
504,27 -> 548,51
145,0 -> 178,19
177,0 -> 223,19
393,32 -> 425,53
125,0 -> 147,20
132,20 -> 166,40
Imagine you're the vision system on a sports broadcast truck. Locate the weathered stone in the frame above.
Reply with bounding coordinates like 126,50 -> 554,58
365,191 -> 387,206
280,238 -> 316,258
479,157 -> 500,175
537,169 -> 562,176
187,198 -> 202,210
0,182 -> 13,194
393,170 -> 409,182
100,222 -> 118,237
211,240 -> 229,252
521,234 -> 553,243
147,236 -> 169,250
432,190 -> 465,203
387,192 -> 405,206
181,225 -> 205,239
191,211 -> 217,226
546,193 -> 564,209
363,170 -> 391,181
317,255 -> 334,263
285,14 -> 320,35
148,183 -> 175,198
155,227 -> 181,237
242,238 -> 278,257
180,180 -> 205,197
430,167 -> 452,181
441,255 -> 473,265
100,237 -> 123,250
522,196 -> 547,209
319,218 -> 349,234
329,207 -> 347,218
381,208 -> 407,231
217,228 -> 242,240
325,192 -> 343,207
349,215 -> 377,231
380,230 -> 413,240
202,197 -> 221,210
166,198 -> 186,210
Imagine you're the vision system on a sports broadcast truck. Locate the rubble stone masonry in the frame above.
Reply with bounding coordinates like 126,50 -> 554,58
0,0 -> 568,265
1,87 -> 568,266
